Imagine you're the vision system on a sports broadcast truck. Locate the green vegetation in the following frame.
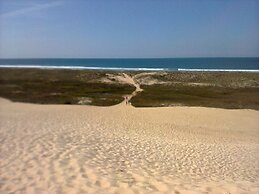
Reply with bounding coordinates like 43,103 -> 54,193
0,69 -> 135,106
129,71 -> 259,110
131,84 -> 259,110
149,71 -> 259,88
0,69 -> 259,110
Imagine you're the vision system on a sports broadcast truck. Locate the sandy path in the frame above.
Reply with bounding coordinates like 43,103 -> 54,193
111,73 -> 143,105
102,73 -> 143,105
0,98 -> 259,194
122,73 -> 143,92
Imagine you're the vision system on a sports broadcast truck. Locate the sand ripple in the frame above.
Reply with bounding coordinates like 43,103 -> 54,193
0,98 -> 259,193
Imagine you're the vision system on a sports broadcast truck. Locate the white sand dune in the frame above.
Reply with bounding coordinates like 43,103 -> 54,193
0,96 -> 259,194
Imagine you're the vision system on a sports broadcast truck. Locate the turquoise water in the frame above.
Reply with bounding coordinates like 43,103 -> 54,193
0,58 -> 258,71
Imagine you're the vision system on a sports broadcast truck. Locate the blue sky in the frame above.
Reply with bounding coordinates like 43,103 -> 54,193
0,0 -> 258,58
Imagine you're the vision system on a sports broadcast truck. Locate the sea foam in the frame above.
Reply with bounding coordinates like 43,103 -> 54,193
0,65 -> 259,72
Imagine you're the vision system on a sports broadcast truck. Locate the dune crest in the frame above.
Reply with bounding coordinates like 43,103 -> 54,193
0,98 -> 259,194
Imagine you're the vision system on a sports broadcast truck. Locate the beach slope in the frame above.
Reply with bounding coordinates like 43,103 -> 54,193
0,98 -> 259,194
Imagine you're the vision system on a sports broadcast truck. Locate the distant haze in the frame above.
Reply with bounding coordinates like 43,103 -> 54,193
0,0 -> 258,58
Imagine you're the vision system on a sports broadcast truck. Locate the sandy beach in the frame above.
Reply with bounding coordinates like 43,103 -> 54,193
1,0 -> 259,193
1,95 -> 259,194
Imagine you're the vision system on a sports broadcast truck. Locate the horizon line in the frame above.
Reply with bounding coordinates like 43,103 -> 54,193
1,56 -> 259,60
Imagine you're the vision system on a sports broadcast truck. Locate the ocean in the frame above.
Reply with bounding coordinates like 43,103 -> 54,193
0,58 -> 258,72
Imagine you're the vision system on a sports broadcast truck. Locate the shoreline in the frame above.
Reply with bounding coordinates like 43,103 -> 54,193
1,65 -> 259,72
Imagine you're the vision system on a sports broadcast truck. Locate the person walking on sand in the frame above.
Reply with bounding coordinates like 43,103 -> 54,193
125,96 -> 128,105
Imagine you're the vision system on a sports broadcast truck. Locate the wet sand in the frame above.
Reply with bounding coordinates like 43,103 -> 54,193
0,97 -> 259,194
